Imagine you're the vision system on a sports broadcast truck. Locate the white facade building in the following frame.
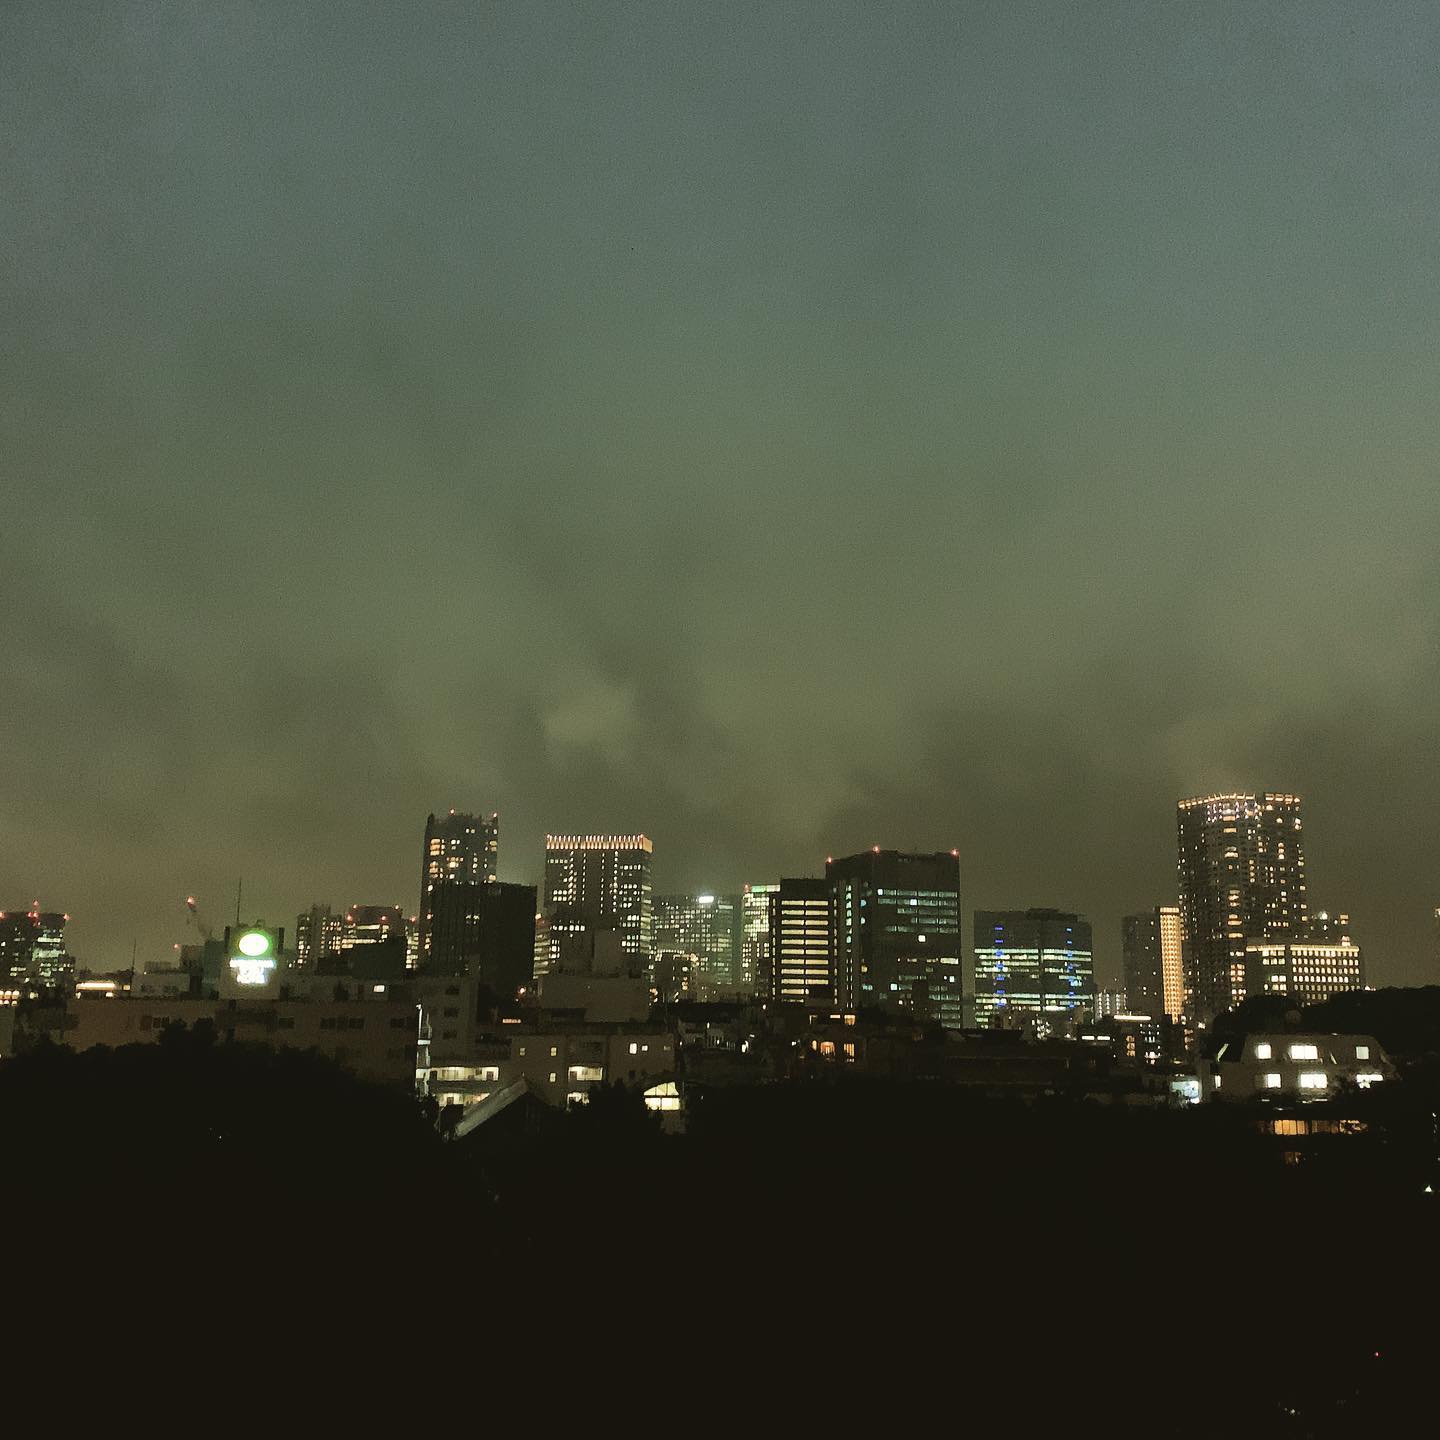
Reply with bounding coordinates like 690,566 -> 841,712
1196,1033 -> 1394,1103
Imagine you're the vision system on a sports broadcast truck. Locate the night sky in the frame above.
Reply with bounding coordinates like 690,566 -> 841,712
4,2 -> 1439,984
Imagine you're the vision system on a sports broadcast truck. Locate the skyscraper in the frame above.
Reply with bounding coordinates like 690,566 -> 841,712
1158,904 -> 1184,1020
342,905 -> 405,949
972,908 -> 1096,1033
0,908 -> 69,987
741,883 -> 778,999
295,903 -> 343,970
421,879 -> 537,998
1121,912 -> 1162,1018
418,811 -> 499,968
29,911 -> 70,986
652,892 -> 741,997
770,878 -> 833,1005
0,912 -> 33,986
1121,905 -> 1183,1020
828,849 -> 963,1029
1176,793 -> 1309,1023
541,834 -> 653,973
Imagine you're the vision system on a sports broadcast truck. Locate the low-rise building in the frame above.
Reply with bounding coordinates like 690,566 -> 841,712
423,1020 -> 676,1111
418,974 -> 677,1114
60,976 -> 419,1086
1197,1033 -> 1394,1103
0,989 -> 18,1058
1078,1013 -> 1164,1067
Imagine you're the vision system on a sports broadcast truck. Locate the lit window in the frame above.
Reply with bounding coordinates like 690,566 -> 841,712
1298,1071 -> 1328,1090
1355,1072 -> 1384,1088
1263,1073 -> 1281,1089
1355,1045 -> 1370,1061
1288,1043 -> 1319,1061
1254,1043 -> 1272,1060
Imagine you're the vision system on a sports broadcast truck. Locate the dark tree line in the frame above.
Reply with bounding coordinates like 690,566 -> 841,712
2,1028 -> 1434,1433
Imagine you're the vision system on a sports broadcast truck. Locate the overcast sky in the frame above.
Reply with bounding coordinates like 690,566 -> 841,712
4,1 -> 1439,983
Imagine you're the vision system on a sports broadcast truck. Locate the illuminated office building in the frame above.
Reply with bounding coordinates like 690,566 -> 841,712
418,811 -> 499,968
30,911 -> 71,985
770,879 -> 833,1005
741,884 -> 778,999
0,908 -> 70,986
1093,988 -> 1128,1019
1244,911 -> 1364,1007
1176,793 -> 1309,1023
1121,905 -> 1184,1019
652,892 -> 741,997
295,904 -> 344,970
342,905 -> 405,949
827,849 -> 963,1029
6,915 -> 31,984
972,909 -> 1096,1033
541,834 -> 653,973
651,949 -> 697,1004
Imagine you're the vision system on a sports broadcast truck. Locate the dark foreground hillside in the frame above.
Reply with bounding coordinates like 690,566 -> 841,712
2,1028 -> 1433,1436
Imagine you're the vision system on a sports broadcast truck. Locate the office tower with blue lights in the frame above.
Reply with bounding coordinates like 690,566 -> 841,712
972,908 -> 1096,1032
828,849 -> 964,1029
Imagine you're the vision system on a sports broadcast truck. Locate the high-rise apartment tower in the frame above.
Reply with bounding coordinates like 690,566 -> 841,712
1176,793 -> 1308,1023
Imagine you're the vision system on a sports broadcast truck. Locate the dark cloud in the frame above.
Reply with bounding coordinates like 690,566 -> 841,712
4,2 -> 1440,980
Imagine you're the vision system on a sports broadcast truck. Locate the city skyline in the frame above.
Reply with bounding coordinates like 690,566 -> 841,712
6,3 -> 1440,983
6,6 -> 1438,1421
10,782 -> 1418,1001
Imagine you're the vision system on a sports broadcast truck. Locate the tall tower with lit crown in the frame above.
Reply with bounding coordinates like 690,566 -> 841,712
540,834 -> 652,974
1176,792 -> 1308,1024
